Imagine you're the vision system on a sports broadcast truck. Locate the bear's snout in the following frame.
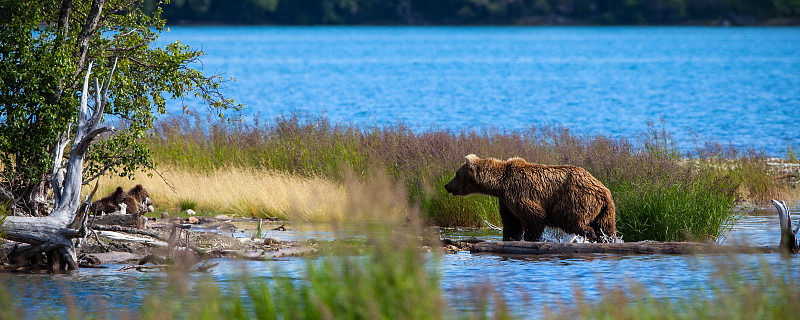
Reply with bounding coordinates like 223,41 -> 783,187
444,181 -> 456,195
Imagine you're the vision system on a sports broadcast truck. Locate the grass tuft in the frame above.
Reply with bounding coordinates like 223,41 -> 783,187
178,198 -> 198,211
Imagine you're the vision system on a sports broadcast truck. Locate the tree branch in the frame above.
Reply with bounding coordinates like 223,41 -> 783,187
56,0 -> 73,41
66,0 -> 106,91
73,127 -> 112,156
0,187 -> 13,203
107,41 -> 149,53
76,0 -> 106,71
51,123 -> 72,205
82,161 -> 121,185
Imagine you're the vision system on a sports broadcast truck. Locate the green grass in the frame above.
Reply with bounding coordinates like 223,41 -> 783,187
178,198 -> 198,211
0,202 -> 7,242
787,145 -> 800,163
148,114 -> 782,242
613,179 -> 738,242
548,260 -> 800,320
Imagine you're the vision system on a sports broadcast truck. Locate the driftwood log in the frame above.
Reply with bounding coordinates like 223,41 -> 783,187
469,199 -> 795,256
2,61 -> 116,271
471,241 -> 775,255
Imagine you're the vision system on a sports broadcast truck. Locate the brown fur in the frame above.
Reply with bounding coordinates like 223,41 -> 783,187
444,154 -> 616,242
89,184 -> 152,215
89,187 -> 126,215
123,184 -> 151,215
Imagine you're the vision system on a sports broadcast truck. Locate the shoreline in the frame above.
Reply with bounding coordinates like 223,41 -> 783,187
164,20 -> 800,27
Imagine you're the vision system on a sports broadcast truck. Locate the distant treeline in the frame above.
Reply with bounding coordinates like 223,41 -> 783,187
150,0 -> 800,25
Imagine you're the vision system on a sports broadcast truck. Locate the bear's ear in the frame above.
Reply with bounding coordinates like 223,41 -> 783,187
465,154 -> 479,164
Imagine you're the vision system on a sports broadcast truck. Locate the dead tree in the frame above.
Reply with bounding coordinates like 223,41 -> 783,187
2,60 -> 115,271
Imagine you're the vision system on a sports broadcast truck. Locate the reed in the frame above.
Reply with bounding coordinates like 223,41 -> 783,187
145,114 -> 780,241
548,260 -> 800,319
86,166 -> 348,222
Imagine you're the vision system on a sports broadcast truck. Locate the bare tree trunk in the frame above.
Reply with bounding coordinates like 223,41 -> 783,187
2,60 -> 116,271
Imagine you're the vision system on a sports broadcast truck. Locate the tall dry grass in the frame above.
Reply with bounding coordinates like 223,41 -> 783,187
86,166 -> 348,222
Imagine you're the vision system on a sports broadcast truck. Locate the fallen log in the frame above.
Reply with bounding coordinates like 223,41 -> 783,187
94,231 -> 168,247
470,241 -> 775,255
468,199 -> 794,256
91,224 -> 168,242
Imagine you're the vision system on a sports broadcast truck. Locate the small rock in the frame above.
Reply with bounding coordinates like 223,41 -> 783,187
147,205 -> 155,212
161,212 -> 170,219
214,214 -> 230,220
186,209 -> 196,216
188,216 -> 200,224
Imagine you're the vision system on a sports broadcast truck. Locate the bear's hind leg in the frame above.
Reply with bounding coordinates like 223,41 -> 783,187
500,201 -> 523,241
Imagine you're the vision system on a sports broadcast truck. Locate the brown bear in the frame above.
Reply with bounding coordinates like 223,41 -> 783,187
89,184 -> 152,215
444,154 -> 616,242
89,186 -> 126,215
123,184 -> 151,215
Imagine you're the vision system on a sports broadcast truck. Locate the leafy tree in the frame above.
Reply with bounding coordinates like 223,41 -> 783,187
0,0 -> 236,216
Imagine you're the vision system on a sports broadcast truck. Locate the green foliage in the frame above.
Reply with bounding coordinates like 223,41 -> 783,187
0,0 -> 237,214
613,179 -> 738,242
420,173 -> 500,227
150,0 -> 800,25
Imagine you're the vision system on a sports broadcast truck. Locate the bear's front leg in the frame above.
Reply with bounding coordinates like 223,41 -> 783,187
499,201 -> 523,241
523,224 -> 544,241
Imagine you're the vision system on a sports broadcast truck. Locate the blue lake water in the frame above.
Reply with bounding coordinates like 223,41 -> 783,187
157,26 -> 800,156
4,209 -> 800,318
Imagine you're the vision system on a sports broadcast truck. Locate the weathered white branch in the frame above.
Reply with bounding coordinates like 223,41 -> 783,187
73,127 -> 112,156
773,199 -> 797,253
89,57 -> 116,132
51,123 -> 72,205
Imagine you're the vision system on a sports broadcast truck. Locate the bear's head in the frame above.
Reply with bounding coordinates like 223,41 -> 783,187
110,186 -> 125,200
444,154 -> 483,196
127,184 -> 153,207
